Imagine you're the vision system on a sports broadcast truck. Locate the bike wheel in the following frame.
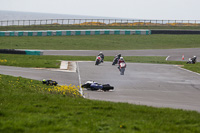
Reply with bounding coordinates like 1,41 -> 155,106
120,68 -> 125,75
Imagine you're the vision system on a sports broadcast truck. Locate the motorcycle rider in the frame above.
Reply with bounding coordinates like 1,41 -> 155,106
191,56 -> 197,64
112,53 -> 121,65
98,52 -> 104,63
117,53 -> 121,59
117,57 -> 126,70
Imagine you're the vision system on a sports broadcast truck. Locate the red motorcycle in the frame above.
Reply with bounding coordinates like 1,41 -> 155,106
119,62 -> 126,75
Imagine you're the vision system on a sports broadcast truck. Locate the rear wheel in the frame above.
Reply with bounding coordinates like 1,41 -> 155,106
102,84 -> 114,91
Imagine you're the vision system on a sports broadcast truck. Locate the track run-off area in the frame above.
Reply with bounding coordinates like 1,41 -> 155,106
0,48 -> 200,112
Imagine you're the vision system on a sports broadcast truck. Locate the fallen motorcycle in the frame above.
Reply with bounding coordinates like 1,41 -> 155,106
42,79 -> 58,86
81,81 -> 114,91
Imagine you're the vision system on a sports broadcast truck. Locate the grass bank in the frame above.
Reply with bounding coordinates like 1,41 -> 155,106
1,25 -> 200,31
0,54 -> 199,73
0,74 -> 200,132
1,35 -> 200,50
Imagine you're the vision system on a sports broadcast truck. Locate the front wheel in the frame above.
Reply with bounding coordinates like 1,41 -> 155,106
112,58 -> 117,65
120,68 -> 125,75
95,59 -> 100,65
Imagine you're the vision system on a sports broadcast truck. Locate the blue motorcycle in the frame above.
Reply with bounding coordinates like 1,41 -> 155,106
81,81 -> 114,91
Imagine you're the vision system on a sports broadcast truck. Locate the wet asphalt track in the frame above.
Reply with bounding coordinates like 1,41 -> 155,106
1,48 -> 200,112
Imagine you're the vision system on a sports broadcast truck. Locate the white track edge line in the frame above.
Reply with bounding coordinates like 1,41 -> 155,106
175,65 -> 200,76
76,62 -> 84,97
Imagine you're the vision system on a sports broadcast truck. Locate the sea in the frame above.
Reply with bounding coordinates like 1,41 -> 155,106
0,10 -> 123,21
0,10 -> 136,26
1,10 -> 189,26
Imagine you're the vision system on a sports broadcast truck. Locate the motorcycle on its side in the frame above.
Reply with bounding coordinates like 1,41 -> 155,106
119,62 -> 126,75
81,81 -> 114,91
42,79 -> 58,86
95,56 -> 102,65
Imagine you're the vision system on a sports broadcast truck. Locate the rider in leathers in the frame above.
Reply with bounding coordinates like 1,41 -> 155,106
98,52 -> 104,62
117,53 -> 121,60
117,57 -> 126,70
191,56 -> 197,64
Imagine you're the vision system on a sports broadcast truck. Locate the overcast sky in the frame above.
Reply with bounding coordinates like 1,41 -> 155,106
0,0 -> 200,20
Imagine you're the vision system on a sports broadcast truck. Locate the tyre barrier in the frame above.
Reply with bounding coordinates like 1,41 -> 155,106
0,49 -> 43,55
1,29 -> 199,37
25,50 -> 43,55
151,30 -> 200,34
0,29 -> 151,37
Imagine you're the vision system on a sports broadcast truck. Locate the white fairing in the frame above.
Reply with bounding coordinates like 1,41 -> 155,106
120,63 -> 126,68
96,56 -> 101,60
85,81 -> 97,84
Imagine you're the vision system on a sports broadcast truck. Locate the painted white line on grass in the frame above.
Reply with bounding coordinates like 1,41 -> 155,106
175,65 -> 200,76
166,56 -> 170,61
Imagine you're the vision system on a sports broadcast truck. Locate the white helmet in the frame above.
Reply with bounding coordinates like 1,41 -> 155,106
120,57 -> 123,60
100,52 -> 102,54
193,56 -> 196,58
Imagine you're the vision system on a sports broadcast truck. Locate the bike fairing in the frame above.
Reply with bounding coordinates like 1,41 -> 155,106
98,52 -> 104,62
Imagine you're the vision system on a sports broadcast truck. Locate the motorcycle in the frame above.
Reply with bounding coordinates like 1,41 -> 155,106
95,56 -> 102,65
81,81 -> 114,91
186,57 -> 196,64
112,56 -> 119,65
42,79 -> 58,86
119,62 -> 126,75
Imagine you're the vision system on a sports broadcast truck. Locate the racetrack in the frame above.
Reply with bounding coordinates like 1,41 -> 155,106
79,61 -> 200,112
1,61 -> 200,112
0,48 -> 200,112
43,48 -> 200,56
42,48 -> 200,62
0,65 -> 79,86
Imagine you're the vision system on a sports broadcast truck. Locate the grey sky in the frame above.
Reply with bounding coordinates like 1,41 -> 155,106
0,0 -> 200,20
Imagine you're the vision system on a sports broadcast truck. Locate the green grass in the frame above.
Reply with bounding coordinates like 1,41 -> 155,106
1,25 -> 200,31
1,35 -> 200,50
0,54 -> 199,74
1,26 -> 200,132
1,29 -> 200,132
0,54 -> 95,68
0,74 -> 200,133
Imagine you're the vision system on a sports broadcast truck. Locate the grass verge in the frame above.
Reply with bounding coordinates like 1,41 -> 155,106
0,74 -> 200,132
0,54 -> 199,73
1,25 -> 200,31
1,35 -> 200,50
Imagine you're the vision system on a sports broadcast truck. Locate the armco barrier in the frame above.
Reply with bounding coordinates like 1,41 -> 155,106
0,49 -> 26,54
0,29 -> 151,37
0,49 -> 43,55
2,30 -> 200,36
